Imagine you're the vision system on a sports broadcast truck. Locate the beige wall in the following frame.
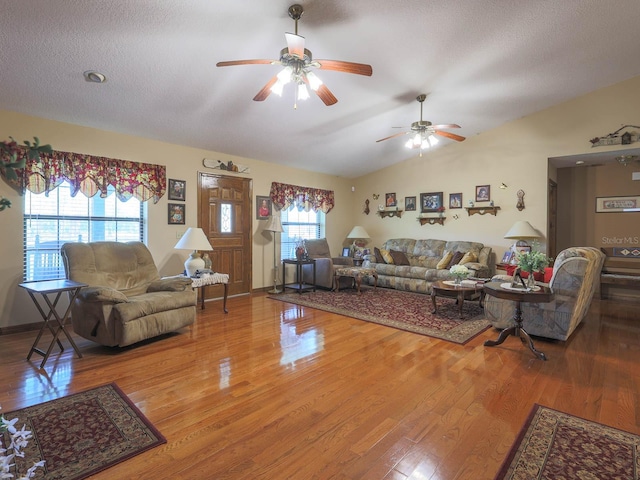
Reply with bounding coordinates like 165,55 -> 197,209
0,111 -> 352,328
3,74 -> 640,328
352,76 -> 640,264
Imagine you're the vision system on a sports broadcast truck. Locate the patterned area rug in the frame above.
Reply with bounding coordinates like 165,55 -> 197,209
271,287 -> 489,344
496,404 -> 640,479
1,383 -> 165,480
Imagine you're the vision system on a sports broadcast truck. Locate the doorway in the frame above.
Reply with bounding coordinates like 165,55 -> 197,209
198,173 -> 252,298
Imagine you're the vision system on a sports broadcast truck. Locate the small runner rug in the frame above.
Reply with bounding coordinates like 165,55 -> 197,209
495,404 -> 640,479
1,383 -> 166,480
270,287 -> 489,344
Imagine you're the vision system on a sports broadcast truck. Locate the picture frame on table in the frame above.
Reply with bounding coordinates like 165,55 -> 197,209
475,185 -> 490,202
168,179 -> 186,201
420,192 -> 444,213
168,203 -> 185,225
256,195 -> 272,220
405,196 -> 416,211
342,247 -> 351,257
449,193 -> 462,209
501,251 -> 513,264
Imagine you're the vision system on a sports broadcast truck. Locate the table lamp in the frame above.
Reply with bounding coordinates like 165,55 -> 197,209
504,221 -> 539,259
347,225 -> 370,256
174,227 -> 214,277
264,214 -> 284,293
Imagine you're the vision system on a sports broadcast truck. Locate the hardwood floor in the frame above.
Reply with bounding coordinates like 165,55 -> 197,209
1,293 -> 639,479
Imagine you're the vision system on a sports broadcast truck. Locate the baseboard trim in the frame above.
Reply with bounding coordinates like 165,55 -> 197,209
0,321 -> 42,336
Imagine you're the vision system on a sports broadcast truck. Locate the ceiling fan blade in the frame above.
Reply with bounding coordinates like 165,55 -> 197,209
314,84 -> 338,106
253,76 -> 278,102
434,130 -> 466,142
285,33 -> 305,58
430,124 -> 461,129
316,59 -> 373,76
376,131 -> 409,143
216,59 -> 276,67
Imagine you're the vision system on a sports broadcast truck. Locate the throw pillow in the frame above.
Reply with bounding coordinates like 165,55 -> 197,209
374,247 -> 385,263
390,249 -> 410,265
447,251 -> 465,269
436,250 -> 453,269
458,251 -> 477,265
380,248 -> 394,264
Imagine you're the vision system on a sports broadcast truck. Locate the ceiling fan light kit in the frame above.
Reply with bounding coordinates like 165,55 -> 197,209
216,4 -> 372,108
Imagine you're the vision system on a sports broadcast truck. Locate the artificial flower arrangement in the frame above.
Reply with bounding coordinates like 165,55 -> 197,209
1,406 -> 45,479
449,264 -> 470,281
516,249 -> 551,273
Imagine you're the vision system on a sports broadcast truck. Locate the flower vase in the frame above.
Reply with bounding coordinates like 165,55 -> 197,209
295,246 -> 305,260
526,273 -> 537,290
454,276 -> 462,285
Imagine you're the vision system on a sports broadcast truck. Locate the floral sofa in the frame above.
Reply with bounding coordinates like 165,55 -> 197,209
362,238 -> 492,294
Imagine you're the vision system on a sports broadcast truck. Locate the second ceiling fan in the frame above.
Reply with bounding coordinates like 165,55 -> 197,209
377,95 -> 465,156
216,4 -> 373,107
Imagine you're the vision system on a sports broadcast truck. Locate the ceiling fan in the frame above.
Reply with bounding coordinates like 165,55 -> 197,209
216,4 -> 372,107
376,94 -> 466,156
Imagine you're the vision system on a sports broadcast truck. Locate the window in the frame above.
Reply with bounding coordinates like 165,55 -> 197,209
280,207 -> 324,259
23,183 -> 145,281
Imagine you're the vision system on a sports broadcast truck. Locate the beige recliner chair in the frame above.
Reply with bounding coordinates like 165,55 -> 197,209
61,241 -> 196,347
301,238 -> 354,290
484,246 -> 605,341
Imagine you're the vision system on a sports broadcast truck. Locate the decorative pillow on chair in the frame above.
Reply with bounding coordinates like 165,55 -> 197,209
374,247 -> 385,263
380,248 -> 394,264
390,249 -> 410,265
447,251 -> 465,268
437,250 -> 453,269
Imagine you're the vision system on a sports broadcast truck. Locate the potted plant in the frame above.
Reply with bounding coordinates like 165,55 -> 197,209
516,249 -> 551,289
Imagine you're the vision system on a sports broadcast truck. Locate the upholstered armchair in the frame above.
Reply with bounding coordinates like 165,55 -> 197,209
301,238 -> 354,289
484,246 -> 605,340
61,241 -> 197,347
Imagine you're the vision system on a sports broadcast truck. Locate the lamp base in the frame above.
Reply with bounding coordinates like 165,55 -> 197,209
185,250 -> 205,277
268,287 -> 282,294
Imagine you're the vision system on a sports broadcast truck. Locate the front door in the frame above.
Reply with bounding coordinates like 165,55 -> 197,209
198,173 -> 252,298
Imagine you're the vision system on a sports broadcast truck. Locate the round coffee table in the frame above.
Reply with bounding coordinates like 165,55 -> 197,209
430,280 -> 485,319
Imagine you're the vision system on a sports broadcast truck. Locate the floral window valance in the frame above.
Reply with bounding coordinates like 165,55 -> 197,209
270,182 -> 334,213
1,147 -> 166,203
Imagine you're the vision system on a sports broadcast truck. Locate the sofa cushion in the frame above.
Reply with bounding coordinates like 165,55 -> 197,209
380,249 -> 394,264
447,251 -> 465,268
437,250 -> 453,269
114,290 -> 197,323
459,251 -> 477,265
374,247 -> 385,263
382,238 -> 417,254
390,249 -> 410,265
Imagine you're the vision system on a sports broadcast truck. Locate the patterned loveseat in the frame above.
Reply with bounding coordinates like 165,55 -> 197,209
485,246 -> 605,340
363,238 -> 492,294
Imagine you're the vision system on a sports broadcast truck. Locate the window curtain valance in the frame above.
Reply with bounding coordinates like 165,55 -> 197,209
269,181 -> 334,213
1,147 -> 166,203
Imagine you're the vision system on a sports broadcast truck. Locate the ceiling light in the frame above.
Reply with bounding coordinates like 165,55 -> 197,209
616,155 -> 639,166
83,70 -> 106,83
306,71 -> 323,91
297,83 -> 310,101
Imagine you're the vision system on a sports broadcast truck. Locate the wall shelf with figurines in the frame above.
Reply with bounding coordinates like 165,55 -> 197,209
418,217 -> 445,226
378,210 -> 403,218
465,206 -> 501,216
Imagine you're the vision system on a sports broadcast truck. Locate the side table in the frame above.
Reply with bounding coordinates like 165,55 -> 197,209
20,279 -> 87,369
190,273 -> 229,312
282,258 -> 316,294
483,281 -> 553,360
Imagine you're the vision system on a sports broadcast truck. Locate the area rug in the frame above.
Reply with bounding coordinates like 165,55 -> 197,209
1,383 -> 166,480
270,287 -> 489,344
495,404 -> 640,479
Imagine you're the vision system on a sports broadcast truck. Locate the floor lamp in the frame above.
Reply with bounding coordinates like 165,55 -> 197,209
264,215 -> 284,294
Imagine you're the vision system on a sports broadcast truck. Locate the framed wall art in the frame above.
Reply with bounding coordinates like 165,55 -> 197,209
405,196 -> 416,211
420,192 -> 444,213
168,203 -> 185,225
595,195 -> 640,213
449,193 -> 462,209
475,185 -> 490,202
385,192 -> 397,207
256,195 -> 272,219
168,179 -> 186,201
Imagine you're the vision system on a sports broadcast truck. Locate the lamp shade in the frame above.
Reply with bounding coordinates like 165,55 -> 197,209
175,227 -> 213,277
504,221 -> 539,239
264,215 -> 283,233
347,226 -> 370,239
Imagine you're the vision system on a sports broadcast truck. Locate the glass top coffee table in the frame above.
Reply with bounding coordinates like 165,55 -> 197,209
430,280 -> 485,319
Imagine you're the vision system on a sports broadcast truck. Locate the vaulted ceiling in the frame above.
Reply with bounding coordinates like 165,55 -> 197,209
2,1 -> 640,178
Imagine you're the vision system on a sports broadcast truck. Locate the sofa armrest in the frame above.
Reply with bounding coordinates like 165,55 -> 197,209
332,256 -> 354,267
78,286 -> 128,303
464,261 -> 490,278
149,277 -> 193,292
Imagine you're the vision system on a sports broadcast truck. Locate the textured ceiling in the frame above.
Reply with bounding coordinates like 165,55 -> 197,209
2,1 -> 640,178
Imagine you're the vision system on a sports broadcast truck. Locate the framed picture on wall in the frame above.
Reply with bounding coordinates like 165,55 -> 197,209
405,196 -> 416,211
449,193 -> 462,209
420,192 -> 443,213
168,179 -> 186,201
475,185 -> 490,202
168,203 -> 185,224
256,195 -> 272,219
385,192 -> 397,207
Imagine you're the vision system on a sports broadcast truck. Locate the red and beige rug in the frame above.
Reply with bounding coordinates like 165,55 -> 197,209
1,383 -> 165,480
271,287 -> 489,344
496,404 -> 640,479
